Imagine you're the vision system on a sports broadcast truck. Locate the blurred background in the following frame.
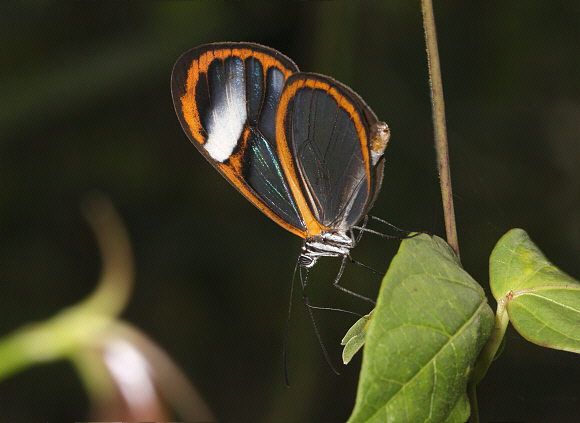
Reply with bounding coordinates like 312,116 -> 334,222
1,2 -> 579,421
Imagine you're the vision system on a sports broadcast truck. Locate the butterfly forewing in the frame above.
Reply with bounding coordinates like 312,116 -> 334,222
171,42 -> 308,237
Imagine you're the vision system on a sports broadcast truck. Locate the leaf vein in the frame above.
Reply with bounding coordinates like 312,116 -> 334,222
367,299 -> 489,421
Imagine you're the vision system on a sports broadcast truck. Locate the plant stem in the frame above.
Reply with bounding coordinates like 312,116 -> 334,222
467,382 -> 479,423
421,0 -> 460,259
470,298 -> 509,386
467,298 -> 510,422
0,194 -> 134,381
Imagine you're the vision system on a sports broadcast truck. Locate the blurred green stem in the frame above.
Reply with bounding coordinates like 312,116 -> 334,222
421,0 -> 460,259
0,193 -> 134,381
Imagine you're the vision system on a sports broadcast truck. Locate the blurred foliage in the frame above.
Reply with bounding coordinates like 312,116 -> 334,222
1,2 -> 579,421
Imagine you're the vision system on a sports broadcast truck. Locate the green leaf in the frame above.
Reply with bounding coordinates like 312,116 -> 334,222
490,228 -> 580,353
441,393 -> 470,423
347,234 -> 493,423
341,312 -> 373,364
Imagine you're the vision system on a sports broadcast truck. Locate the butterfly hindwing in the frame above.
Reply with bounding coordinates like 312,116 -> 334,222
276,73 -> 386,232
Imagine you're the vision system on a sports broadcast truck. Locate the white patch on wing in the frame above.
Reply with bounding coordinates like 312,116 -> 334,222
204,73 -> 247,163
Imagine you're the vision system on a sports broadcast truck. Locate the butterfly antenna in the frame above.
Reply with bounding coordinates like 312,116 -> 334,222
300,266 -> 341,377
283,258 -> 301,387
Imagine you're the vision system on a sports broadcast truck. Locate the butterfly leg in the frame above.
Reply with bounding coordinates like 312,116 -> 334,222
330,255 -> 376,305
368,215 -> 429,238
353,214 -> 369,245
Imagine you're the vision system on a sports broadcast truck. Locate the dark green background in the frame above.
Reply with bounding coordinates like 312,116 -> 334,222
2,2 -> 579,421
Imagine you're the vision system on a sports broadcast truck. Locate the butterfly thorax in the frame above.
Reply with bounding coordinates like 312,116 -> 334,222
298,231 -> 354,268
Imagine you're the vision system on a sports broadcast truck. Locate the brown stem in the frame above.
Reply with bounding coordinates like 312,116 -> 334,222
421,0 -> 460,259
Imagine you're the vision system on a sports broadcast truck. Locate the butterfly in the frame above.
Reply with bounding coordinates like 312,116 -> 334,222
171,42 -> 390,277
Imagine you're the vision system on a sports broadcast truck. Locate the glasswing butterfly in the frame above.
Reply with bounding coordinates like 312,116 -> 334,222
171,42 -> 389,270
171,42 -> 393,379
